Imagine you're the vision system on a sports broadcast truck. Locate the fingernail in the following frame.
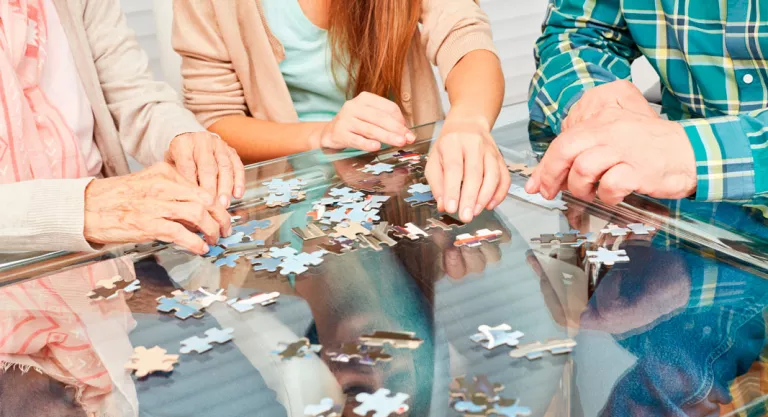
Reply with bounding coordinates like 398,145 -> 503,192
474,204 -> 483,216
462,207 -> 472,221
202,244 -> 210,254
406,132 -> 416,142
235,187 -> 244,199
447,200 -> 458,213
219,194 -> 230,208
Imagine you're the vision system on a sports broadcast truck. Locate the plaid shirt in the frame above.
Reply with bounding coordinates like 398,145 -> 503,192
528,0 -> 768,202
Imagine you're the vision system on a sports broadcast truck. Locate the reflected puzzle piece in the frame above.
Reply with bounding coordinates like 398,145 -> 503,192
180,327 -> 234,354
171,288 -> 226,309
627,223 -> 656,235
600,223 -> 631,237
274,338 -> 322,360
508,184 -> 568,211
304,398 -> 341,417
469,324 -> 524,350
156,296 -> 204,320
507,163 -> 535,177
125,346 -> 179,378
425,215 -> 465,231
359,331 -> 423,349
454,229 -> 503,248
586,247 -> 630,266
391,223 -> 429,241
87,276 -> 140,301
360,163 -> 395,175
491,398 -> 532,417
450,375 -> 504,407
227,292 -> 280,312
326,343 -> 392,366
354,389 -> 409,417
509,339 -> 576,360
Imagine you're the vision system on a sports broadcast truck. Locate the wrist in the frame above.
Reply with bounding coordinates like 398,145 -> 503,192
307,122 -> 330,149
444,110 -> 492,132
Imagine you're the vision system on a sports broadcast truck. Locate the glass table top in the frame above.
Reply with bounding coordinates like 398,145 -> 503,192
1,105 -> 768,417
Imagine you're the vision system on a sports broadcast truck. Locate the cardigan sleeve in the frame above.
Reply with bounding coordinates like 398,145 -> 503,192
419,0 -> 499,85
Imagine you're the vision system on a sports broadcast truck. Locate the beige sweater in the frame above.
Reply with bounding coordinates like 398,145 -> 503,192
0,0 -> 204,253
172,0 -> 498,129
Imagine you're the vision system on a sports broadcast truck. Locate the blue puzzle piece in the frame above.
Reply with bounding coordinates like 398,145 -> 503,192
202,245 -> 225,258
157,296 -> 204,320
251,257 -> 283,272
360,163 -> 395,176
218,232 -> 246,248
214,253 -> 242,268
454,400 -> 487,414
492,399 -> 532,417
404,191 -> 435,206
233,220 -> 272,236
407,183 -> 431,194
269,247 -> 299,259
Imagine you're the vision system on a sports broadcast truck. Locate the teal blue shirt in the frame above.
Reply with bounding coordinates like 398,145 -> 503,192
262,0 -> 349,122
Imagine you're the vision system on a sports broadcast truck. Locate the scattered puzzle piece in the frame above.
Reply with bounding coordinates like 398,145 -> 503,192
180,327 -> 234,354
330,221 -> 372,240
329,187 -> 365,201
454,229 -> 503,248
203,245 -> 226,258
469,324 -> 524,350
354,389 -> 409,417
507,163 -> 535,177
404,191 -> 436,206
407,183 -> 431,194
491,398 -> 532,417
450,375 -> 504,404
227,292 -> 280,312
391,223 -> 429,241
319,239 -> 356,255
87,276 -> 140,301
171,288 -> 226,309
292,223 -> 327,240
627,223 -> 656,235
218,232 -> 247,248
305,398 -> 341,417
508,184 -> 568,211
214,253 -> 242,268
360,163 -> 395,175
326,343 -> 393,365
274,338 -> 322,359
509,339 -> 577,360
156,296 -> 204,320
425,215 -> 465,231
233,220 -> 272,236
359,331 -> 424,349
125,346 -> 179,378
251,256 -> 284,273
586,247 -> 630,266
600,224 -> 631,237
530,232 -> 590,247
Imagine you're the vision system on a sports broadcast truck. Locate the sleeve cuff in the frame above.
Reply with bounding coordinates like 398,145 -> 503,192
680,118 -> 756,202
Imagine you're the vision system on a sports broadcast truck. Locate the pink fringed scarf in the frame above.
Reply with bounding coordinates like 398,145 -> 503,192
0,0 -> 87,183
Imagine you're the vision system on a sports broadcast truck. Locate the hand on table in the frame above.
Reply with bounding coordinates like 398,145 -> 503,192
83,163 -> 232,255
525,108 -> 697,205
165,131 -> 246,208
562,80 -> 660,131
425,118 -> 510,223
316,92 -> 416,152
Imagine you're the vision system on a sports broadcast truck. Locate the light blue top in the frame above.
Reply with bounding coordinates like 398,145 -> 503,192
262,0 -> 349,122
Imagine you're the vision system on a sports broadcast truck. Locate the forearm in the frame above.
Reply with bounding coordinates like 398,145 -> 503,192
0,179 -> 96,253
445,50 -> 505,130
209,116 -> 327,164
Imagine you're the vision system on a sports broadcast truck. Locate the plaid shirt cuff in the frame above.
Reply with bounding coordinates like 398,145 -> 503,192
680,117 -> 757,202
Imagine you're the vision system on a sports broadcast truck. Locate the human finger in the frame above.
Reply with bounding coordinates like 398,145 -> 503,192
474,152 -> 499,215
353,106 -> 411,145
154,219 -> 210,255
442,246 -> 467,280
206,200 -> 233,237
425,154 -> 445,212
458,143 -> 483,222
537,129 -> 600,200
214,141 -> 234,207
229,147 -> 246,199
152,178 -> 216,207
460,246 -> 487,274
158,201 -> 221,245
489,158 -> 510,210
441,140 -> 464,215
167,138 -> 197,184
339,130 -> 381,152
193,136 -> 219,198
350,118 -> 406,147
596,163 -> 637,205
356,92 -> 407,124
567,145 -> 622,201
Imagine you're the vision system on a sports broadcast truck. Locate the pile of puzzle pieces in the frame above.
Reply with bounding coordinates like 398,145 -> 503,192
156,287 -> 226,320
450,375 -> 532,417
264,178 -> 307,207
202,218 -> 273,269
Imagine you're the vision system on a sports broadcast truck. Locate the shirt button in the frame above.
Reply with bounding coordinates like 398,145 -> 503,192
402,92 -> 412,102
743,74 -> 755,84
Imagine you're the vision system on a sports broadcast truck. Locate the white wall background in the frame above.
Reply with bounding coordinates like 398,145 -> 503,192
123,0 -> 660,107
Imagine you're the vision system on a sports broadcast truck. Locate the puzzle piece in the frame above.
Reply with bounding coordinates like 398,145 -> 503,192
491,398 -> 532,417
627,223 -> 656,235
470,324 -> 524,350
180,327 -> 234,354
404,191 -> 436,206
270,246 -> 300,259
263,178 -> 306,193
156,296 -> 204,320
329,187 -> 365,201
125,346 -> 179,378
600,224 -> 631,237
586,247 -> 630,266
330,221 -> 372,240
360,163 -> 395,175
230,215 -> 242,224
425,215 -> 465,231
359,331 -> 423,349
274,338 -> 322,360
319,239 -> 356,255
233,220 -> 272,236
251,256 -> 284,272
304,398 -> 341,417
354,389 -> 409,417
292,223 -> 327,240
171,288 -> 226,309
326,343 -> 393,365
391,223 -> 429,241
454,229 -> 503,248
508,184 -> 568,211
450,375 -> 504,405
227,292 -> 280,312
366,222 -> 398,249
87,276 -> 140,301
509,339 -> 577,360
202,245 -> 226,258
454,399 -> 489,414
278,250 -> 327,276
407,183 -> 431,194
364,195 -> 390,210
214,253 -> 242,268
507,163 -> 535,177
530,232 -> 590,247
218,232 -> 247,248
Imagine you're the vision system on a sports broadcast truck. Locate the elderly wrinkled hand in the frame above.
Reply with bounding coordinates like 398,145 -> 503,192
526,108 -> 698,205
561,80 -> 660,131
165,131 -> 246,208
83,163 -> 232,255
